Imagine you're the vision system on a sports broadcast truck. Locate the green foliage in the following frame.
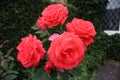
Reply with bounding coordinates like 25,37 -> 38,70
106,34 -> 120,60
33,68 -> 48,80
0,47 -> 18,80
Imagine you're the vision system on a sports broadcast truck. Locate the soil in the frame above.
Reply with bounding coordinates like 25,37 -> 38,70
95,60 -> 120,80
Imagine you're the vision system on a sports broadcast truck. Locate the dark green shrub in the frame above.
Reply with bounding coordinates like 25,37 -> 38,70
106,34 -> 120,60
68,0 -> 108,31
0,41 -> 18,80
0,0 -> 50,51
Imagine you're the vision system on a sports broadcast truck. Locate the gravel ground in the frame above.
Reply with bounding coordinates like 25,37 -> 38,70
95,60 -> 120,80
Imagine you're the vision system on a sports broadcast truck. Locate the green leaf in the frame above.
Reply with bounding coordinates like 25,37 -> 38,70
42,38 -> 48,43
0,50 -> 3,57
8,56 -> 14,61
69,69 -> 79,77
35,30 -> 47,38
5,71 -> 19,75
8,71 -> 19,74
5,74 -> 17,80
3,61 -> 9,71
33,68 -> 48,80
64,3 -> 78,11
7,48 -> 13,56
31,25 -> 39,30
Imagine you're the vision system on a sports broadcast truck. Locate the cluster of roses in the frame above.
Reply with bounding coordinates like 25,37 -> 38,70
17,4 -> 97,73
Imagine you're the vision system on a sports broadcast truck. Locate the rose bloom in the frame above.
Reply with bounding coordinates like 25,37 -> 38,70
41,4 -> 68,28
44,60 -> 54,73
36,16 -> 47,30
48,32 -> 86,70
66,18 -> 97,46
17,34 -> 46,68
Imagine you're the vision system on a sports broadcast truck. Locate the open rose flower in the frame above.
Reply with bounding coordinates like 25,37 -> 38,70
16,34 -> 46,68
48,32 -> 86,70
41,4 -> 68,28
66,18 -> 97,46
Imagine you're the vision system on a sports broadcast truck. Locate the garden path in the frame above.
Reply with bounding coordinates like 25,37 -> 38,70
95,60 -> 120,80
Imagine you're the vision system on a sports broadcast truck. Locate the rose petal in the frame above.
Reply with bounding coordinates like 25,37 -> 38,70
49,33 -> 60,41
36,17 -> 47,30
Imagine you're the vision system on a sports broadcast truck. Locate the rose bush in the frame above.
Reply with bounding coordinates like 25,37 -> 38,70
16,3 -> 97,80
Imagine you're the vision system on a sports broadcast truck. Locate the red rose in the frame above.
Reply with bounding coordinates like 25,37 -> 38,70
48,32 -> 86,70
66,18 -> 97,46
41,4 -> 68,28
44,60 -> 54,73
17,34 -> 46,68
36,16 -> 47,30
